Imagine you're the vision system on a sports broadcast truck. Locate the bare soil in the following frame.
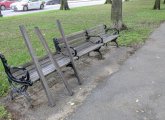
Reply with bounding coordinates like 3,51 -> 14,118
0,45 -> 136,120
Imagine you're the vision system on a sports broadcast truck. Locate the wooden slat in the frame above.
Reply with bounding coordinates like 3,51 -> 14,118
56,20 -> 82,85
86,24 -> 105,35
57,30 -> 86,44
19,25 -> 55,107
35,27 -> 73,96
77,43 -> 103,57
102,35 -> 119,43
87,24 -> 104,31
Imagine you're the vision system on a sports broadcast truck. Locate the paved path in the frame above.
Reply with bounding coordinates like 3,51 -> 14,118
67,23 -> 165,120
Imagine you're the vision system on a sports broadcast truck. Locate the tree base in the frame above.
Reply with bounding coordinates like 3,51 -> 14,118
153,0 -> 160,10
60,0 -> 70,10
112,22 -> 127,31
120,23 -> 127,30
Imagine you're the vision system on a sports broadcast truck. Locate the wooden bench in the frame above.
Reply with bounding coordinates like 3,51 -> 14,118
5,36 -> 73,106
9,25 -> 82,106
13,24 -> 118,85
53,30 -> 104,59
85,24 -> 119,47
4,23 -> 119,106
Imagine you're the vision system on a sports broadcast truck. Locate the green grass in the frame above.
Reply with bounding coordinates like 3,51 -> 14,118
0,105 -> 11,119
0,0 -> 165,96
1,0 -> 165,119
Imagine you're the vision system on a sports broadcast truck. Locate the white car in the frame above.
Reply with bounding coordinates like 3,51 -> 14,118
10,0 -> 45,11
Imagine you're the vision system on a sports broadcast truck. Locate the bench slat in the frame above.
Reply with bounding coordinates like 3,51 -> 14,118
15,57 -> 71,83
58,30 -> 86,44
102,35 -> 119,43
77,43 -> 103,57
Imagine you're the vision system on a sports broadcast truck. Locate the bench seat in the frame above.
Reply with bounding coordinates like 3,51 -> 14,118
12,55 -> 71,83
75,42 -> 103,57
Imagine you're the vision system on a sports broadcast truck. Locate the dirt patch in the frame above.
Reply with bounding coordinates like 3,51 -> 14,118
1,45 -> 135,120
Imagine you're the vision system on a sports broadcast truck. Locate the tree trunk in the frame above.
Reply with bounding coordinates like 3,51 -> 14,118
0,10 -> 3,17
105,0 -> 112,4
111,0 -> 126,30
164,0 -> 165,4
60,0 -> 70,10
153,0 -> 160,10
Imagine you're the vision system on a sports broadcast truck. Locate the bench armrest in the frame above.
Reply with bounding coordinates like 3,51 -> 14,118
10,66 -> 33,86
88,35 -> 103,44
86,35 -> 103,43
62,46 -> 77,57
53,38 -> 77,57
70,47 -> 77,57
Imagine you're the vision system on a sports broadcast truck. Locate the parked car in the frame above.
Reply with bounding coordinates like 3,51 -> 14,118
0,0 -> 17,10
10,0 -> 45,11
46,0 -> 59,5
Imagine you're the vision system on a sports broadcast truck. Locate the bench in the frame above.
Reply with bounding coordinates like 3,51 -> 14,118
0,53 -> 33,101
7,25 -> 82,106
85,24 -> 119,47
53,30 -> 104,59
13,24 -> 118,85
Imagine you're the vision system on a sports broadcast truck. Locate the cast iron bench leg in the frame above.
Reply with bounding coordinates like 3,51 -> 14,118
93,47 -> 103,59
66,62 -> 74,70
112,39 -> 119,48
9,83 -> 32,104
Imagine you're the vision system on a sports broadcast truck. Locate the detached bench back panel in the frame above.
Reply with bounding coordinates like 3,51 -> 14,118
57,30 -> 87,47
87,24 -> 106,36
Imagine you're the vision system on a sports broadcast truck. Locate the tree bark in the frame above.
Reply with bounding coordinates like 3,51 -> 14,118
0,7 -> 2,17
105,0 -> 112,4
164,0 -> 165,4
0,10 -> 3,17
153,0 -> 160,10
60,0 -> 70,10
111,0 -> 126,30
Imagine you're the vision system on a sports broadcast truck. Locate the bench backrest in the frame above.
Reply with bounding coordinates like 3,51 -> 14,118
0,53 -> 33,86
53,30 -> 87,56
86,24 -> 106,36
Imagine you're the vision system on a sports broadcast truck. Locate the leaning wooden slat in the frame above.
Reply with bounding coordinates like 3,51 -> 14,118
35,27 -> 73,96
19,25 -> 55,107
56,20 -> 82,85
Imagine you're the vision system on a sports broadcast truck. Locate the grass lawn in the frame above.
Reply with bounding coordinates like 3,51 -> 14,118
0,105 -> 11,119
0,0 -> 165,116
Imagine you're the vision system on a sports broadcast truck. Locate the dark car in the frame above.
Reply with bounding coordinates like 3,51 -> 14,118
46,0 -> 59,5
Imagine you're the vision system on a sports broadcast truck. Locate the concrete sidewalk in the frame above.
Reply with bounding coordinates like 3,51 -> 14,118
66,23 -> 165,120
